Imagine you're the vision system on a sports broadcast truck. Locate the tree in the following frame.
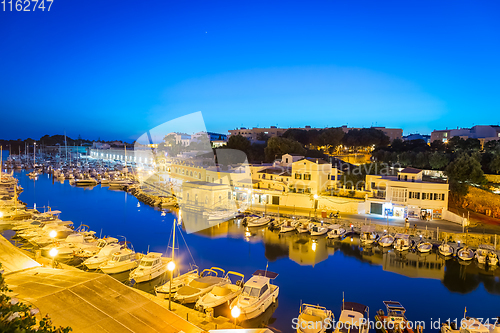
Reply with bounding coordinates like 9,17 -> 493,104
445,153 -> 487,197
490,155 -> 500,174
225,134 -> 251,156
429,151 -> 449,170
0,264 -> 71,332
264,137 -> 306,162
315,128 -> 344,153
414,152 -> 429,169
256,132 -> 270,142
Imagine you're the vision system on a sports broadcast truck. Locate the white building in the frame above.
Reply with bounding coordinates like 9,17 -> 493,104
365,167 -> 449,220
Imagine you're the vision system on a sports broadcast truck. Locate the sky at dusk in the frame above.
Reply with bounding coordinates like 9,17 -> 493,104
1,0 -> 499,142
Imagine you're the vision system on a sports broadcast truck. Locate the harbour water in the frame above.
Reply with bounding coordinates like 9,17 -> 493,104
3,169 -> 500,332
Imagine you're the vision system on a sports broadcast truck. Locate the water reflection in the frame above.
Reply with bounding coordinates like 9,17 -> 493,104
191,218 -> 500,296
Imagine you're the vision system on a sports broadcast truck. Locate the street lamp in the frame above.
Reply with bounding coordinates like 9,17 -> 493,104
49,248 -> 58,268
313,194 -> 319,217
231,305 -> 241,328
167,261 -> 176,310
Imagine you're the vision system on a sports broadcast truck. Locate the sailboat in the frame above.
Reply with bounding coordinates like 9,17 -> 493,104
154,218 -> 200,298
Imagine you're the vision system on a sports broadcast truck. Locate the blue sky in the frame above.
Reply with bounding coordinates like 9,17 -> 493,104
1,0 -> 499,141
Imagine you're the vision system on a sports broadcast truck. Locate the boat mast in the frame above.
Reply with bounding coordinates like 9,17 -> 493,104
64,131 -> 68,164
171,218 -> 176,262
0,145 -> 3,181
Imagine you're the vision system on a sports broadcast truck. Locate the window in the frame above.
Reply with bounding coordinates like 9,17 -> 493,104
412,177 -> 415,182
409,192 -> 420,200
392,188 -> 407,202
304,173 -> 311,180
422,193 -> 427,200
259,284 -> 269,296
305,187 -> 311,193
404,175 -> 408,181
262,174 -> 266,179
371,182 -> 375,189
295,173 -> 302,179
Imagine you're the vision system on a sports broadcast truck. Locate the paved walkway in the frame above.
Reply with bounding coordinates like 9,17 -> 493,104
0,234 -> 41,273
0,235 -> 205,333
248,204 -> 500,235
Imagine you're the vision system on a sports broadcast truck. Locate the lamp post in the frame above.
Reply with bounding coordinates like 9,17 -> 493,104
49,248 -> 58,268
167,261 -> 176,310
313,194 -> 319,218
231,305 -> 240,328
49,230 -> 57,267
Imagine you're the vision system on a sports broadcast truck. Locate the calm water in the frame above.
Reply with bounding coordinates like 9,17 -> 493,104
5,170 -> 500,332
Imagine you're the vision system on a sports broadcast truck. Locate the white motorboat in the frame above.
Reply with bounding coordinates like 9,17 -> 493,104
230,270 -> 279,320
74,236 -> 119,259
155,266 -> 200,297
99,248 -> 141,274
416,241 -> 433,253
458,246 -> 475,261
195,271 -> 245,312
82,242 -> 123,270
327,224 -> 346,239
394,233 -> 411,251
310,224 -> 328,236
360,225 -> 378,245
296,220 -> 311,234
475,244 -> 498,266
296,303 -> 333,333
34,228 -> 95,249
378,234 -> 395,247
280,219 -> 297,233
75,178 -> 98,186
438,242 -> 454,256
333,302 -> 370,333
174,267 -> 229,304
245,215 -> 271,227
129,252 -> 168,283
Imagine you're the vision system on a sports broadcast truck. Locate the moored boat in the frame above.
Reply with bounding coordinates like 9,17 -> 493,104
174,267 -> 228,304
378,234 -> 394,247
230,269 -> 279,320
375,301 -> 421,333
438,242 -> 454,256
195,271 -> 245,312
458,246 -> 475,261
296,303 -> 333,333
327,224 -> 346,239
333,301 -> 369,333
129,252 -> 168,283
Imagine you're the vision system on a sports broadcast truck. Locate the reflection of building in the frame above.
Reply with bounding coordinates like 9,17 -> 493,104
288,237 -> 329,267
366,167 -> 449,220
181,181 -> 232,211
382,252 -> 445,280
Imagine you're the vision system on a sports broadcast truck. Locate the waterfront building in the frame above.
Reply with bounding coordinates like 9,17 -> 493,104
365,167 -> 449,220
228,125 -> 403,143
430,125 -> 500,145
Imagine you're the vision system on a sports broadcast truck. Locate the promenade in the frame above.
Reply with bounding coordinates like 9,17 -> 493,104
0,234 -> 237,332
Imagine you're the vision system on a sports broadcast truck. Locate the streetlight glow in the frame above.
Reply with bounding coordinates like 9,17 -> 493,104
49,248 -> 58,257
231,306 -> 241,319
167,261 -> 176,271
49,230 -> 57,238
314,194 -> 318,200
